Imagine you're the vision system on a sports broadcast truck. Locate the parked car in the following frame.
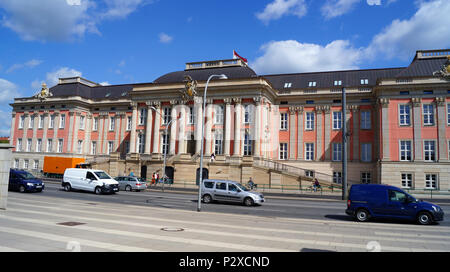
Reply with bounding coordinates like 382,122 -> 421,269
201,179 -> 265,206
345,184 -> 444,225
114,176 -> 147,192
62,168 -> 119,194
9,169 -> 45,193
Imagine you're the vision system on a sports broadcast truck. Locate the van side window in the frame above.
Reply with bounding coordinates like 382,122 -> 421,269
228,184 -> 238,192
86,172 -> 97,180
216,182 -> 227,190
388,190 -> 407,202
204,181 -> 214,188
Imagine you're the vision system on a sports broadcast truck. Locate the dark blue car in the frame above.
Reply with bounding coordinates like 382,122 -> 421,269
9,169 -> 45,193
346,184 -> 444,225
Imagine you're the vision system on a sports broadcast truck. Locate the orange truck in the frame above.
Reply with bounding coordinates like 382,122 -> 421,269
43,156 -> 86,178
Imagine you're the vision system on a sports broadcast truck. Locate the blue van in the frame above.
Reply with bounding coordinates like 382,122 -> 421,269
9,169 -> 45,193
346,184 -> 444,225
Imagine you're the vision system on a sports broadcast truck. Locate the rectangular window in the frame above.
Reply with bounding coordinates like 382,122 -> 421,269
77,140 -> 83,154
424,140 -> 436,162
93,117 -> 98,131
423,104 -> 434,125
189,106 -> 195,124
399,140 -> 412,161
333,111 -> 342,130
126,116 -> 132,130
425,174 -> 438,189
33,160 -> 39,170
19,115 -> 25,129
305,170 -> 315,178
38,115 -> 44,129
214,131 -> 223,155
280,113 -> 288,130
14,159 -> 19,168
79,116 -> 85,129
332,142 -> 342,161
59,114 -> 65,128
305,112 -> 314,130
399,104 -> 411,126
109,117 -> 115,131
360,79 -> 369,85
36,139 -> 42,152
17,139 -> 22,151
214,105 -> 224,124
244,105 -> 252,124
108,141 -> 114,155
49,114 -> 55,129
244,133 -> 253,156
401,173 -> 413,189
91,141 -> 97,155
305,143 -> 314,161
284,82 -> 292,88
308,81 -> 317,87
360,111 -> 371,130
161,133 -> 169,155
46,139 -> 52,152
279,143 -> 288,160
447,103 -> 450,125
361,172 -> 371,184
334,80 -> 342,86
163,107 -> 171,125
29,115 -> 34,129
23,159 -> 29,169
361,143 -> 372,162
333,172 -> 342,184
57,139 -> 63,153
26,139 -> 32,152
139,108 -> 147,125
138,134 -> 145,153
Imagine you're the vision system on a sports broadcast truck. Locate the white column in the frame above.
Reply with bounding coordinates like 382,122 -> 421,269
224,98 -> 232,156
84,114 -> 92,155
253,97 -> 262,157
380,98 -> 390,161
10,113 -> 16,149
52,112 -> 60,152
130,104 -> 138,153
72,113 -> 80,154
204,99 -> 213,156
42,112 -> 49,153
289,107 -> 296,160
31,113 -> 38,152
233,98 -> 242,156
145,103 -> 153,154
178,104 -> 187,154
152,104 -> 161,154
297,108 -> 304,160
170,101 -> 178,155
195,98 -> 203,154
436,97 -> 448,161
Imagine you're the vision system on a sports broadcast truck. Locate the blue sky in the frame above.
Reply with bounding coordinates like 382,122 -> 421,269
1,0 -> 450,136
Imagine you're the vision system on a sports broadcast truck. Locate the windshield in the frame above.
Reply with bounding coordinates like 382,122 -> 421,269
236,183 -> 249,191
137,178 -> 145,182
19,172 -> 36,180
94,171 -> 111,179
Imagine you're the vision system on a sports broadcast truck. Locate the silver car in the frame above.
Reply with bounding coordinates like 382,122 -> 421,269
114,176 -> 147,192
201,179 -> 265,206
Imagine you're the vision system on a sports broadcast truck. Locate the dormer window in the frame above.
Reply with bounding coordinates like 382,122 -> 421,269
284,82 -> 292,88
334,80 -> 342,86
360,79 -> 369,85
308,81 -> 317,87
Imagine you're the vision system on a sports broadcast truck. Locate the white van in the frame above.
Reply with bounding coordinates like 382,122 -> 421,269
62,168 -> 119,194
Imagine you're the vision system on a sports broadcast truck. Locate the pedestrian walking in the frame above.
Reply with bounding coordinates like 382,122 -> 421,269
313,178 -> 320,192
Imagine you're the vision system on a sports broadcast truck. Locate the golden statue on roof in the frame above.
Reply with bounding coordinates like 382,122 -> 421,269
35,82 -> 53,100
433,55 -> 450,80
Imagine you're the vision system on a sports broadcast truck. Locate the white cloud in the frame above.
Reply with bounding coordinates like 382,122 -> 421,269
6,59 -> 43,73
0,78 -> 20,102
256,0 -> 307,24
100,81 -> 110,86
366,0 -> 450,60
159,32 -> 173,44
0,0 -> 148,42
367,0 -> 381,5
321,0 -> 360,19
45,67 -> 83,87
0,109 -> 12,136
252,40 -> 363,74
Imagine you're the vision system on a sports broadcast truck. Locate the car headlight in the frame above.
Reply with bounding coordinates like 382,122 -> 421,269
26,183 -> 35,186
432,206 -> 439,212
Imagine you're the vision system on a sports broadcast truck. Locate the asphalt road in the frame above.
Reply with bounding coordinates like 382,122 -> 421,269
25,182 -> 450,227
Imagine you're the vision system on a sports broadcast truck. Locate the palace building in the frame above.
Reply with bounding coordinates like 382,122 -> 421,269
8,49 -> 450,191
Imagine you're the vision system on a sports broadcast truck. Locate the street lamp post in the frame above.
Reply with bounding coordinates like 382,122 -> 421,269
197,74 -> 228,212
342,87 -> 348,200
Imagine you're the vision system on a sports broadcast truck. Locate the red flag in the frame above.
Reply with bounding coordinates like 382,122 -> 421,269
233,50 -> 248,63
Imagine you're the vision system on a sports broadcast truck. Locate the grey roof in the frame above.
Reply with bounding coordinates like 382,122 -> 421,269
153,66 -> 258,84
395,57 -> 448,78
262,68 -> 405,89
49,83 -> 133,100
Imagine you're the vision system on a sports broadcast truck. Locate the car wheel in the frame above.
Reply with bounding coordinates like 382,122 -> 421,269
244,197 -> 254,207
356,209 -> 370,222
64,184 -> 71,192
19,185 -> 26,193
203,194 -> 212,204
126,185 -> 132,192
417,212 -> 433,225
95,187 -> 102,195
